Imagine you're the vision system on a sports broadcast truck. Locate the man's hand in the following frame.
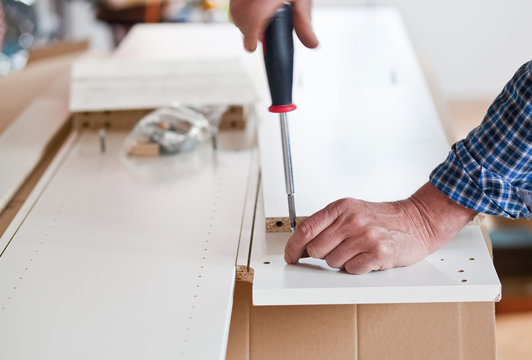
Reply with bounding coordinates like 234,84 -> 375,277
284,182 -> 477,274
230,0 -> 318,52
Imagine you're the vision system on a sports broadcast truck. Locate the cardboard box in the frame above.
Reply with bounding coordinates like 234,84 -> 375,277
227,269 -> 495,360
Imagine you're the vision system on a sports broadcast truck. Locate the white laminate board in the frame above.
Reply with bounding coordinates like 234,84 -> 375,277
0,96 -> 69,212
251,185 -> 501,306
70,24 -> 261,112
0,131 -> 252,360
258,7 -> 450,219
252,7 -> 501,305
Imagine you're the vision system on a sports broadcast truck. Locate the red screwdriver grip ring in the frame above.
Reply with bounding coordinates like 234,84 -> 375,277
269,104 -> 297,113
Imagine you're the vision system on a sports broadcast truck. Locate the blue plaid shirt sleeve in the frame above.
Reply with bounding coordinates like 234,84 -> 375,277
430,61 -> 532,219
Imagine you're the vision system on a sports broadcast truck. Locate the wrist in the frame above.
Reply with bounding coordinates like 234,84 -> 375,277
406,182 -> 477,250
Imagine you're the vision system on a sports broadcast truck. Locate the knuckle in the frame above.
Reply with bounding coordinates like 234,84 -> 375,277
373,242 -> 392,258
298,220 -> 315,239
335,197 -> 354,213
305,244 -> 319,258
344,262 -> 367,275
325,254 -> 341,269
362,227 -> 380,242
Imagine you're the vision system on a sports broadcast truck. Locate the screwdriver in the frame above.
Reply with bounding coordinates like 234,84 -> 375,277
263,3 -> 297,231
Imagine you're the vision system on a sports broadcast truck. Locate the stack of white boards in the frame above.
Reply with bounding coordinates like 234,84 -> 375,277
70,24 -> 261,112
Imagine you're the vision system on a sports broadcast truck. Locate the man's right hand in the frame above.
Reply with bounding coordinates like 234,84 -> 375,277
230,0 -> 318,52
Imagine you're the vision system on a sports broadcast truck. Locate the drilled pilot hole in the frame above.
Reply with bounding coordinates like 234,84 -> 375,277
276,221 -> 283,227
458,270 -> 464,273
264,261 -> 271,265
440,258 -> 445,261
461,279 -> 468,282
469,257 -> 475,261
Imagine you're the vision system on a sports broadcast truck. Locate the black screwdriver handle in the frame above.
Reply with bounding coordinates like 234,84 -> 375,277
264,3 -> 296,113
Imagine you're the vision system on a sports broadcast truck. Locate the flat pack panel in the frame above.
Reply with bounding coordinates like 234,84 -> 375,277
258,7 -> 450,223
70,24 -> 261,112
0,94 -> 69,212
253,7 -> 500,305
251,183 -> 501,305
0,131 -> 252,359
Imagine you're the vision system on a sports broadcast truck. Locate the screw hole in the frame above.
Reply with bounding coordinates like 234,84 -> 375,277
469,257 -> 475,261
440,258 -> 445,261
461,279 -> 468,282
264,261 -> 271,264
458,270 -> 464,273
276,221 -> 283,227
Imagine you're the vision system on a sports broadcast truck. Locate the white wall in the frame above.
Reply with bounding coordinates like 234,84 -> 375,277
315,0 -> 532,100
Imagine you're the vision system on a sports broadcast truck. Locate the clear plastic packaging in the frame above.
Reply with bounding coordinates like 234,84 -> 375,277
125,105 -> 226,156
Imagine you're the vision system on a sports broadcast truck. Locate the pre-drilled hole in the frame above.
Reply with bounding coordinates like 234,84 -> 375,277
440,258 -> 445,261
469,257 -> 475,261
458,270 -> 464,273
461,279 -> 467,282
264,261 -> 271,264
276,221 -> 283,227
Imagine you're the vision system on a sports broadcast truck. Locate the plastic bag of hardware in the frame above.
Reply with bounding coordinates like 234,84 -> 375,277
125,105 -> 215,157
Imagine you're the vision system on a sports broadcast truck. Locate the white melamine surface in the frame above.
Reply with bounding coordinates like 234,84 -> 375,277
70,24 -> 261,112
0,131 -> 252,359
251,186 -> 501,306
0,97 -> 69,212
258,7 -> 451,219
253,7 -> 500,305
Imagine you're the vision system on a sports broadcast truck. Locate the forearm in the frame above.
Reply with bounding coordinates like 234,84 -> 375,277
431,61 -> 532,219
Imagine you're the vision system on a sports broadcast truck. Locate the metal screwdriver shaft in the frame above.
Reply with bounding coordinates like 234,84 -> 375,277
279,113 -> 296,230
264,4 -> 297,231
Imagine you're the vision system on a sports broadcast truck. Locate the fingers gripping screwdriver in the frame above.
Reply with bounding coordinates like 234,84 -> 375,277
264,3 -> 297,231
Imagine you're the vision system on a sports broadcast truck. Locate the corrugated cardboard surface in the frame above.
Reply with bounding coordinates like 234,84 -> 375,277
227,280 -> 495,360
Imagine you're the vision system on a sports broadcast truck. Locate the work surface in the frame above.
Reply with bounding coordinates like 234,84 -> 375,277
0,7 -> 501,360
0,131 -> 253,359
252,7 -> 500,305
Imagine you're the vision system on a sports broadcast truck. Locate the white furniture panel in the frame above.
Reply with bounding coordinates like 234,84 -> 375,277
253,7 -> 500,305
0,131 -> 252,359
252,191 -> 501,305
70,24 -> 261,112
258,7 -> 450,221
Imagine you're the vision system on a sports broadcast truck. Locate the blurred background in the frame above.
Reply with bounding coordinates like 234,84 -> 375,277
1,0 -> 531,358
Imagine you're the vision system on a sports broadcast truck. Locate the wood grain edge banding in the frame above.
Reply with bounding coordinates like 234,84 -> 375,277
267,213 -> 484,233
265,216 -> 308,233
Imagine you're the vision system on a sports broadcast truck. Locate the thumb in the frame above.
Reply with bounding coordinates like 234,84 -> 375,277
292,0 -> 318,49
243,32 -> 259,52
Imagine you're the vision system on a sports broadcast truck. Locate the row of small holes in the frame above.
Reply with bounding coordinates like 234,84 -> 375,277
180,172 -> 224,357
1,182 -> 74,312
